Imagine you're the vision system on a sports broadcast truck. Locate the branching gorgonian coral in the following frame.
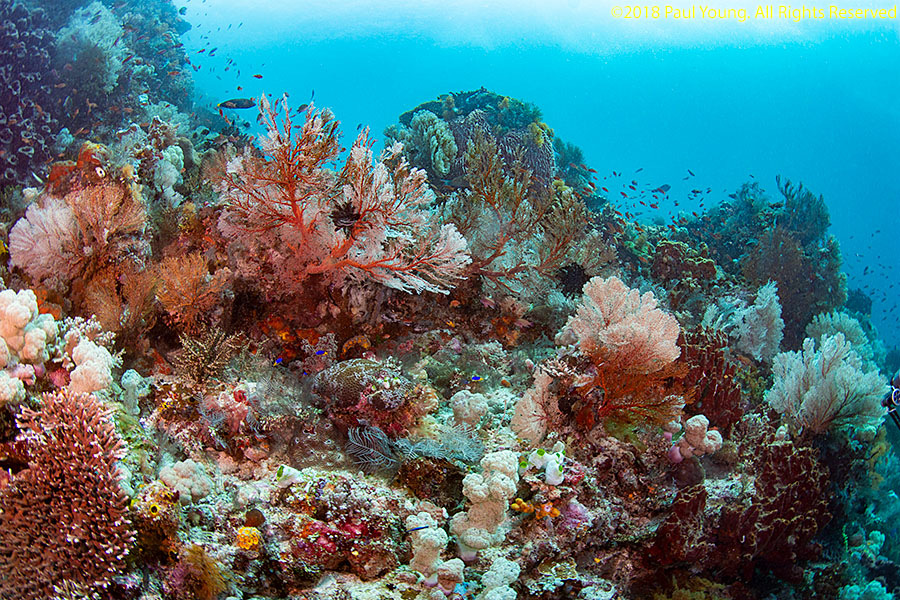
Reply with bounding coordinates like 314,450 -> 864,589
215,96 -> 470,298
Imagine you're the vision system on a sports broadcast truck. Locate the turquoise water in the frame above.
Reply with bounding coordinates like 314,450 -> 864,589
182,1 -> 900,345
4,2 -> 900,598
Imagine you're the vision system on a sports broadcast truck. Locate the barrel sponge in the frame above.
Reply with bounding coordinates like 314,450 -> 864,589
410,110 -> 457,176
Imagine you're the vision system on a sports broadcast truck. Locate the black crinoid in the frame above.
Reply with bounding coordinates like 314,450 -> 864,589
556,262 -> 590,297
330,200 -> 361,233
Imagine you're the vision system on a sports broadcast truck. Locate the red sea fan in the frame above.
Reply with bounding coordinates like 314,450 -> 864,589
557,276 -> 686,428
215,95 -> 470,296
0,390 -> 134,599
560,276 -> 681,375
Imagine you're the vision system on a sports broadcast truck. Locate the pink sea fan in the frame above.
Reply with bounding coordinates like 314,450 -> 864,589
560,276 -> 681,374
0,389 -> 134,599
8,196 -> 80,291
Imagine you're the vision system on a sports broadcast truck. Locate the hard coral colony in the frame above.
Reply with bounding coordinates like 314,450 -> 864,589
0,3 -> 895,600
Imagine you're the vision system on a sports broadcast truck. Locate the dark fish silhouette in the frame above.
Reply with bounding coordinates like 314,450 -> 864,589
218,98 -> 256,109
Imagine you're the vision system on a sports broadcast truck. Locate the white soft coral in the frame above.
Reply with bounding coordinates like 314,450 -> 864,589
68,338 -> 114,394
0,289 -> 58,367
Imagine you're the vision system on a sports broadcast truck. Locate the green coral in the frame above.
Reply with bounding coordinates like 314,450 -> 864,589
408,110 -> 457,176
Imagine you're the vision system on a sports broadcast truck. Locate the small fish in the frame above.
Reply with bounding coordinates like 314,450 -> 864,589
179,6 -> 187,14
471,375 -> 481,382
217,97 -> 256,109
405,526 -> 429,534
253,73 -> 263,79
295,103 -> 309,113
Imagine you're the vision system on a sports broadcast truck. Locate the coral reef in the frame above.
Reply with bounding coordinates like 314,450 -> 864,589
0,57 -> 891,600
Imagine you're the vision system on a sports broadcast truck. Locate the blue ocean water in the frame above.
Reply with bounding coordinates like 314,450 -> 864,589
182,0 -> 900,347
6,2 -> 900,597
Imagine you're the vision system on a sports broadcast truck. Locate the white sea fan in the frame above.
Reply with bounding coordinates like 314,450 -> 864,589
702,281 -> 784,364
806,310 -> 875,364
766,333 -> 887,437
